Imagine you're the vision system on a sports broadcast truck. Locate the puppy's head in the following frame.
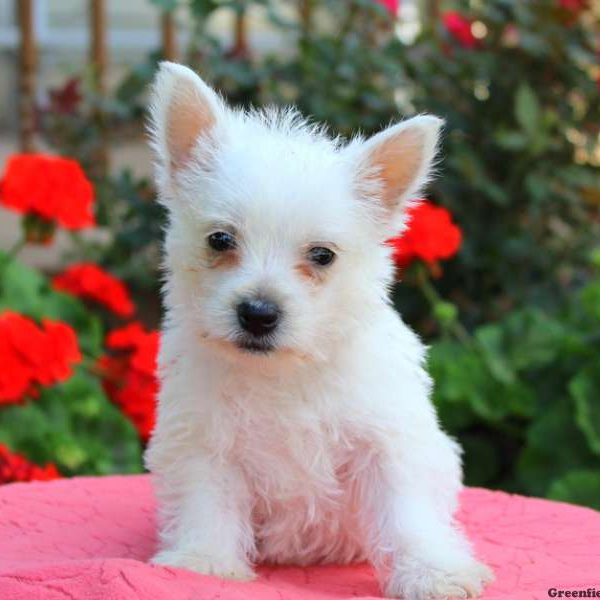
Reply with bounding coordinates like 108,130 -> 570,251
149,62 -> 442,363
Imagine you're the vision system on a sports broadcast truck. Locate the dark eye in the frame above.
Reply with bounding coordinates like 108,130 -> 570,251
208,231 -> 236,252
307,246 -> 336,267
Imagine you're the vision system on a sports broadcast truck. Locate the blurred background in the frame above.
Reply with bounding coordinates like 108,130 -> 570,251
0,0 -> 599,510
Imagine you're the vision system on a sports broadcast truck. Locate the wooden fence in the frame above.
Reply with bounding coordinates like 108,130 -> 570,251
14,0 -> 185,158
13,1 -> 342,161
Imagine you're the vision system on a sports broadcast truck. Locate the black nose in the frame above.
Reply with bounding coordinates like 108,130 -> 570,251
237,299 -> 281,337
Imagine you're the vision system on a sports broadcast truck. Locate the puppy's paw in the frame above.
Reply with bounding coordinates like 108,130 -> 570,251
151,548 -> 256,581
385,558 -> 493,600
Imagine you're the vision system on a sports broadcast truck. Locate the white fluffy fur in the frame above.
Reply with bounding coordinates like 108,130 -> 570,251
145,62 -> 493,600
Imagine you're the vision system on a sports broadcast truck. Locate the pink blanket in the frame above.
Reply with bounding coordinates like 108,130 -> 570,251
0,475 -> 599,599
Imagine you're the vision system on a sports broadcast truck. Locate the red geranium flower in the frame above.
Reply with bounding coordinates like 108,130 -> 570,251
442,11 -> 477,49
98,322 -> 159,442
0,311 -> 81,404
375,0 -> 399,14
0,443 -> 61,485
559,0 -> 587,12
388,201 -> 462,270
0,154 -> 95,235
52,263 -> 135,318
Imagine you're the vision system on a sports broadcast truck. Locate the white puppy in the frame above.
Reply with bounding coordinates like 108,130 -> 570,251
145,62 -> 493,600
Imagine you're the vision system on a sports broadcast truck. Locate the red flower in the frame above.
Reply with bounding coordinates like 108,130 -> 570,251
375,0 -> 399,14
0,443 -> 61,485
442,11 -> 477,49
0,154 -> 95,232
559,0 -> 587,12
388,201 -> 462,269
52,263 -> 135,318
98,322 -> 159,441
0,312 -> 81,404
48,78 -> 82,115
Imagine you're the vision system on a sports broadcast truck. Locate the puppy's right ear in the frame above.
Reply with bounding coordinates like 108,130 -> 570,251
148,62 -> 223,175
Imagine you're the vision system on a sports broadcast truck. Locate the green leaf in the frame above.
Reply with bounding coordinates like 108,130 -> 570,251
0,253 -> 104,357
430,341 -> 510,422
517,401 -> 598,497
515,82 -> 541,138
589,247 -> 600,269
475,325 -> 515,385
504,309 -> 567,371
581,281 -> 600,323
55,441 -> 88,470
495,130 -> 528,151
505,381 -> 536,419
148,0 -> 178,11
548,470 -> 600,511
0,253 -> 46,314
570,368 -> 600,456
0,368 -> 143,476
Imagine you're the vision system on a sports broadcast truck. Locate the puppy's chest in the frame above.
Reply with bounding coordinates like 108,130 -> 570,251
232,405 -> 350,504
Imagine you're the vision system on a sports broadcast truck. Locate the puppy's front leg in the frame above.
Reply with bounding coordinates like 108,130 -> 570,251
355,436 -> 493,600
150,455 -> 255,580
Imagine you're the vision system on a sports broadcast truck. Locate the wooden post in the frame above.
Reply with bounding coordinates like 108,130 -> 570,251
422,0 -> 440,31
299,0 -> 314,37
232,8 -> 248,57
89,0 -> 106,95
89,0 -> 108,175
16,0 -> 37,153
161,11 -> 177,61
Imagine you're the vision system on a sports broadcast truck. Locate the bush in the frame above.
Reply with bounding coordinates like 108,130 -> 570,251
0,253 -> 144,477
0,156 -> 154,481
1,0 -> 598,508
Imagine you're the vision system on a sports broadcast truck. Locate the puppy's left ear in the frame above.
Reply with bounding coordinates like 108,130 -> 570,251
352,115 -> 443,230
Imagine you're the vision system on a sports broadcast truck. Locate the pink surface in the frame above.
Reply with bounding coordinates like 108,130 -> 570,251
0,476 -> 599,600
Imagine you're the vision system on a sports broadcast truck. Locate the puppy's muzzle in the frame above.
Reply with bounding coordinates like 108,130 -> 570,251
236,298 -> 281,338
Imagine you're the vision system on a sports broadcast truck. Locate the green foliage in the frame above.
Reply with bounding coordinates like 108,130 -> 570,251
78,171 -> 166,292
0,370 -> 143,476
548,470 -> 600,511
0,252 -> 144,476
407,1 -> 600,319
430,271 -> 600,501
0,252 -> 103,356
